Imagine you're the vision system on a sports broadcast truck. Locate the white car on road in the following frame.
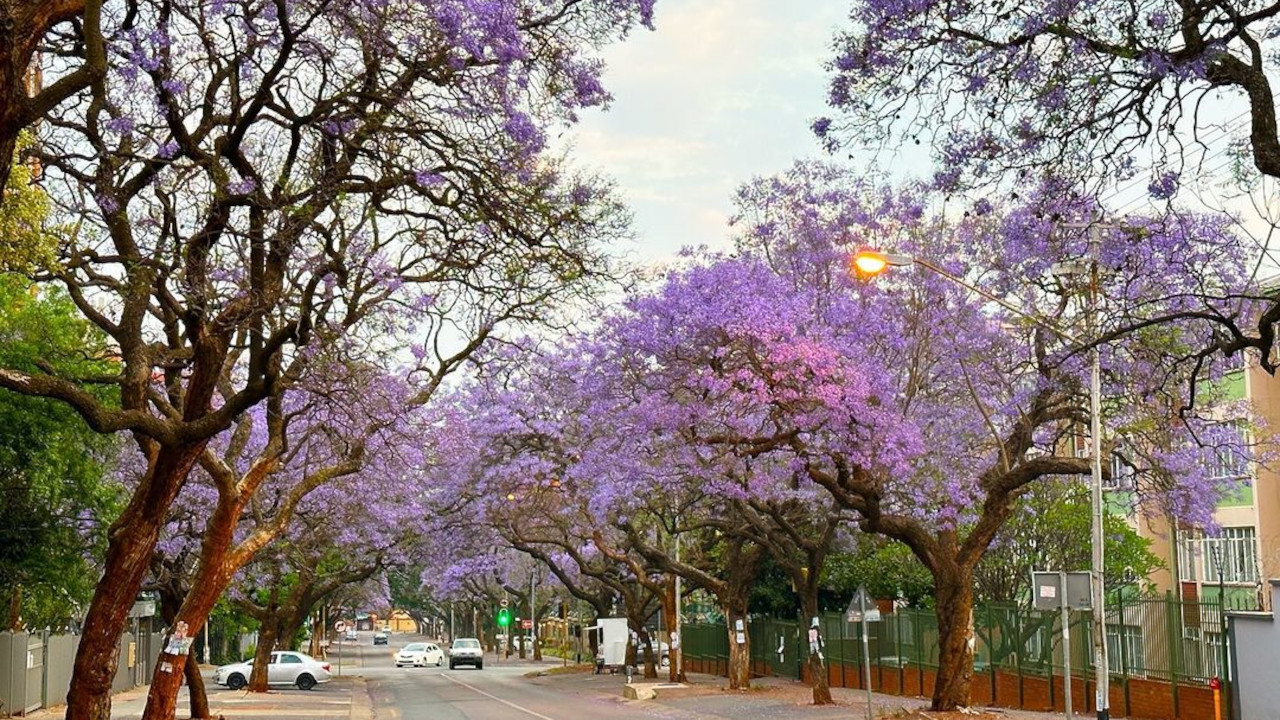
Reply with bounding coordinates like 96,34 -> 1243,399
395,642 -> 444,667
213,651 -> 331,690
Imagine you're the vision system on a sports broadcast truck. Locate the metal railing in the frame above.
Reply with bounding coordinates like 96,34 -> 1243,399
682,592 -> 1257,690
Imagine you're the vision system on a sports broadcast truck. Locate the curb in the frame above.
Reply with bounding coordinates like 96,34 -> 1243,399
349,676 -> 374,720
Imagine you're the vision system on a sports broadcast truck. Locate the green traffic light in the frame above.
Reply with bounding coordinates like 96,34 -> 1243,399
497,608 -> 511,627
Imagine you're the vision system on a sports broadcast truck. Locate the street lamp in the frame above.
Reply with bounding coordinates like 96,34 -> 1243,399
852,246 -> 1111,720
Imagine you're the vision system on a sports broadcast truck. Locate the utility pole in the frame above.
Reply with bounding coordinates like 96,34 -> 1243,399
1085,223 -> 1110,720
675,533 -> 683,681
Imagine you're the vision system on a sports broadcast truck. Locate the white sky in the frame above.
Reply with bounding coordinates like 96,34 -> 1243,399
562,0 -> 851,265
562,1 -> 1280,283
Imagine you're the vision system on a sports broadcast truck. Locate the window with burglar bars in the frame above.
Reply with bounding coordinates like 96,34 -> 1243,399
1105,622 -> 1145,674
1178,535 -> 1199,582
1180,528 -> 1259,584
1205,528 -> 1259,584
1106,449 -> 1137,491
1200,423 -> 1250,480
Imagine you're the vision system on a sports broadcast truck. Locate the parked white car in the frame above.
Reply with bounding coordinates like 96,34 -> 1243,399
213,651 -> 331,690
395,642 -> 444,667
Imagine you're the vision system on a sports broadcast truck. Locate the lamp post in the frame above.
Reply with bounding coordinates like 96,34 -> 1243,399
853,247 -> 1110,720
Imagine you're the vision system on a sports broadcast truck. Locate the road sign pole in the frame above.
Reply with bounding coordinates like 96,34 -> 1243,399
1061,571 -> 1073,720
860,591 -> 872,720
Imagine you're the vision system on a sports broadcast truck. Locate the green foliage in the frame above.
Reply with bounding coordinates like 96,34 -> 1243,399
208,598 -> 256,664
746,556 -> 799,616
0,134 -> 56,273
0,275 -> 122,629
974,479 -> 1163,604
748,538 -> 935,618
822,536 -> 935,608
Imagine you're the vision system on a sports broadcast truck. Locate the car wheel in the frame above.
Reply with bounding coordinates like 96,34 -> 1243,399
448,662 -> 455,670
296,674 -> 316,691
476,662 -> 483,670
436,657 -> 442,667
227,674 -> 246,690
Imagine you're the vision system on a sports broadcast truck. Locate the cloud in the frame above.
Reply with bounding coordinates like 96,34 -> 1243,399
565,0 -> 848,261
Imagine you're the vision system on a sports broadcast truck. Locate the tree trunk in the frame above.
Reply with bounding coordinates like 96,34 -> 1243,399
65,444 -> 204,720
7,584 -> 20,631
141,483 -> 253,720
931,567 -> 976,711
276,603 -> 307,653
308,613 -> 323,658
0,2 -> 87,193
156,583 -> 211,720
660,583 -> 685,682
724,605 -> 751,690
181,655 -> 211,720
637,626 -> 657,679
248,620 -> 280,693
799,590 -> 833,705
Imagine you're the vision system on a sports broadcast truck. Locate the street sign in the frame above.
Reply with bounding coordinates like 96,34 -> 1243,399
1032,571 -> 1092,611
128,600 -> 156,619
334,620 -> 347,633
521,619 -> 532,630
845,587 -> 880,623
500,597 -> 509,608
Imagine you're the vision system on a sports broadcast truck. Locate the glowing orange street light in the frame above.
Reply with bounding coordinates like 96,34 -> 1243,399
850,249 -> 913,279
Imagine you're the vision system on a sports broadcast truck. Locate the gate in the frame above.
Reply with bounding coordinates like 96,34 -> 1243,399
750,618 -> 799,679
23,635 -> 42,714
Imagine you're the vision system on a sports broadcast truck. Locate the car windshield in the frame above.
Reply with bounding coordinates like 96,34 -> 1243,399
453,639 -> 480,649
403,643 -> 426,651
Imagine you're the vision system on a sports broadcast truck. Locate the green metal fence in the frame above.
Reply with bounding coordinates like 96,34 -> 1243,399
684,592 -> 1248,687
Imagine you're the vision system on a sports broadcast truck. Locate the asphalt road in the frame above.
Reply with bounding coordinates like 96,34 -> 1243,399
364,636 -> 680,720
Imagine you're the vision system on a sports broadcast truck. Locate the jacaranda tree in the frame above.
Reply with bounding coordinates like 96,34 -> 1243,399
818,0 -> 1280,366
452,161 -> 1259,712
0,3 -> 650,719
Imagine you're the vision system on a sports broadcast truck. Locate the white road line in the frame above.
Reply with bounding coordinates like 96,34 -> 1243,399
442,673 -> 558,720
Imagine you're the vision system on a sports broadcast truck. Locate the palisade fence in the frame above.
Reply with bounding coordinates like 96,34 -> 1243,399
681,592 -> 1254,720
0,628 -> 159,718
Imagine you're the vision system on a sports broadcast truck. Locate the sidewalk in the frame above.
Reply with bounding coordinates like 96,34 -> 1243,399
532,664 -> 1075,719
25,674 -> 373,720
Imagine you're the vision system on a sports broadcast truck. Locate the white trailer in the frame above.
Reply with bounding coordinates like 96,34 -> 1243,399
583,618 -> 629,673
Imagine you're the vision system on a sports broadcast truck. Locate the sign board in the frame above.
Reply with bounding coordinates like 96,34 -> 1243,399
845,586 -> 881,623
500,597 -> 509,608
1032,571 -> 1092,611
847,607 -> 881,623
521,619 -> 532,630
129,600 -> 156,618
334,620 -> 347,633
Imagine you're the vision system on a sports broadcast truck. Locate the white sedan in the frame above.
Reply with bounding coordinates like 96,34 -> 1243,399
395,642 -> 445,667
213,651 -> 331,690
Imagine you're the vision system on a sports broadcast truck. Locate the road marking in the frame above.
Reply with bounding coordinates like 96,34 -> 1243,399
442,673 -> 558,720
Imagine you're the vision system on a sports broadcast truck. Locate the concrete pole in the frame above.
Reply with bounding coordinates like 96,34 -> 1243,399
1088,224 -> 1110,720
675,533 -> 683,680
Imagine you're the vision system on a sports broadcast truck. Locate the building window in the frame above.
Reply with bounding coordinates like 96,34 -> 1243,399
1177,535 -> 1199,582
1203,527 -> 1259,584
1106,623 -> 1145,674
1200,423 -> 1249,481
1106,449 -> 1137,491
